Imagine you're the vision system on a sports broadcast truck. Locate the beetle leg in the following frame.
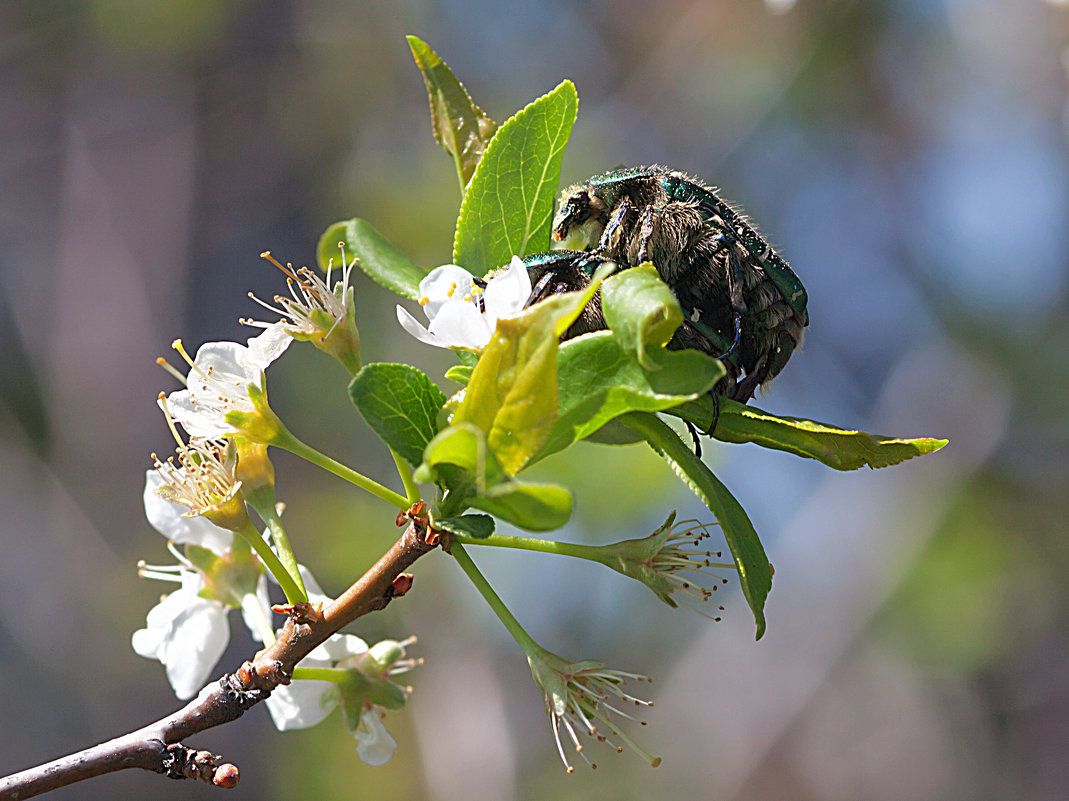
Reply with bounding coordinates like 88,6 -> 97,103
719,240 -> 746,360
636,204 -> 659,263
472,275 -> 488,313
600,197 -> 635,257
702,233 -> 744,361
703,391 -> 722,437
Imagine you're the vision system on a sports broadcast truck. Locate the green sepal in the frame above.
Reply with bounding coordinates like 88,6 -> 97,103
349,363 -> 447,466
185,541 -> 261,608
407,35 -> 498,189
337,672 -> 407,733
622,412 -> 772,639
671,395 -> 949,470
453,80 -> 578,274
318,218 -> 428,301
589,512 -> 681,606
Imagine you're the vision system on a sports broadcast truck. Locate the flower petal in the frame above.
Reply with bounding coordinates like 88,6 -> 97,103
240,574 -> 273,643
133,576 -> 230,700
191,341 -> 252,385
396,305 -> 442,347
427,300 -> 492,349
266,680 -> 340,731
355,707 -> 398,766
144,471 -> 233,555
241,324 -> 292,372
161,600 -> 230,699
162,389 -> 231,439
318,633 -> 369,663
482,255 -> 532,328
418,265 -> 476,320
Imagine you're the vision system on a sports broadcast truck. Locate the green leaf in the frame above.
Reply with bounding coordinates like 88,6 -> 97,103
671,395 -> 949,471
418,423 -> 572,530
453,80 -> 578,274
349,363 -> 447,465
601,264 -> 684,370
436,513 -> 495,539
319,218 -> 428,301
407,35 -> 498,189
532,331 -> 725,462
416,422 -> 487,488
452,277 -> 601,475
468,478 -> 572,531
621,411 -> 772,639
444,364 -> 474,385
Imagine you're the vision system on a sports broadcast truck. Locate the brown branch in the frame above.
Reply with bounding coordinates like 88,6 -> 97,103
0,516 -> 437,800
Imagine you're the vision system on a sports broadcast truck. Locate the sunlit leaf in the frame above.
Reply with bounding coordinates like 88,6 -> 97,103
533,331 -> 724,462
452,276 -> 601,475
407,35 -> 498,189
444,364 -> 474,385
418,423 -> 572,530
671,395 -> 949,470
468,478 -> 572,531
349,363 -> 446,466
601,264 -> 683,371
453,80 -> 578,274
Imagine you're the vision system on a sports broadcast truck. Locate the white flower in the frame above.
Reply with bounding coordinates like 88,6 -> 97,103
245,248 -> 356,341
528,648 -> 660,773
149,433 -> 248,533
161,327 -> 291,439
144,470 -> 233,556
396,256 -> 531,349
131,569 -> 230,700
259,566 -> 417,770
595,513 -> 733,617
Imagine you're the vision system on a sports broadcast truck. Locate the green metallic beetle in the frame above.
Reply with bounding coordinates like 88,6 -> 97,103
520,249 -> 723,358
550,165 -> 808,402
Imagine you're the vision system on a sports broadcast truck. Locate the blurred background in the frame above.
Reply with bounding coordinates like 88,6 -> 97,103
1,0 -> 1067,799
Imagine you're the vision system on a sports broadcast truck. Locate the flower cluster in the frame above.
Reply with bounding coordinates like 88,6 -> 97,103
131,246 -> 727,775
135,267 -> 426,766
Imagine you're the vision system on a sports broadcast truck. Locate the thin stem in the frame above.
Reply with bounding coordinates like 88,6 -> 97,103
252,499 -> 307,599
291,666 -> 349,683
236,520 -> 306,604
273,429 -> 409,509
450,542 -> 538,657
451,532 -> 604,561
390,447 -> 421,506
